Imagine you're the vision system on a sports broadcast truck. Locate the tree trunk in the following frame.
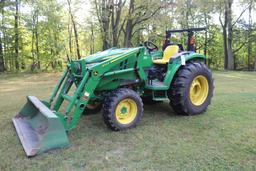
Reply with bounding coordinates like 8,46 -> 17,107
101,0 -> 111,50
31,12 -> 35,71
50,48 -> 56,69
123,0 -> 161,47
185,0 -> 190,28
220,1 -> 228,70
20,41 -> 25,70
30,9 -> 40,71
1,0 -> 8,71
123,0 -> 134,47
248,0 -> 252,70
111,0 -> 123,47
223,29 -> 228,69
35,12 -> 40,69
72,19 -> 81,59
203,13 -> 209,66
0,0 -> 5,72
14,0 -> 19,70
0,33 -> 4,72
124,20 -> 133,47
226,0 -> 234,70
95,0 -> 124,49
90,23 -> 95,54
67,0 -> 81,59
68,20 -> 72,58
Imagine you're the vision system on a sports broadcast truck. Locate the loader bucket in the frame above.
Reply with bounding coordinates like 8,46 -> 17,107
12,96 -> 69,157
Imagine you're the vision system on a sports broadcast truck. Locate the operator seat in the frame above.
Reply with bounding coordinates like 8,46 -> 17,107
153,45 -> 179,64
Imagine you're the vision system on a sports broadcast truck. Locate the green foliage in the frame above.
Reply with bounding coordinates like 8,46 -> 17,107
0,0 -> 255,72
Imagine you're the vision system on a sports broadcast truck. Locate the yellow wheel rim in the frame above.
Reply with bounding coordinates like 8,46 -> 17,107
115,98 -> 137,125
189,75 -> 209,106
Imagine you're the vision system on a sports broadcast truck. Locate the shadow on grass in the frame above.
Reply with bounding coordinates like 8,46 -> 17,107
79,101 -> 186,132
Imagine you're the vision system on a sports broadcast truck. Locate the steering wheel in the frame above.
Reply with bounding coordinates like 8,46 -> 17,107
143,41 -> 159,52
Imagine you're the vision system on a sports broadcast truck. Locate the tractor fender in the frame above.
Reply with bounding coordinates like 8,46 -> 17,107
163,52 -> 206,88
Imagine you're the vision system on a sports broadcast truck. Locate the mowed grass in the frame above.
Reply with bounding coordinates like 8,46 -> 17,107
0,71 -> 255,171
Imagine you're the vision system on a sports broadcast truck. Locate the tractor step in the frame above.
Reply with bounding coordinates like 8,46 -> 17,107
62,94 -> 73,102
145,80 -> 169,90
152,97 -> 169,101
152,90 -> 169,101
12,96 -> 69,157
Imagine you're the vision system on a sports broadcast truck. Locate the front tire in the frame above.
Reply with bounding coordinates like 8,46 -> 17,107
168,61 -> 214,115
103,88 -> 143,131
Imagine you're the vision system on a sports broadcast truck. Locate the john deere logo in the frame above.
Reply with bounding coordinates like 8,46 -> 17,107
93,71 -> 99,76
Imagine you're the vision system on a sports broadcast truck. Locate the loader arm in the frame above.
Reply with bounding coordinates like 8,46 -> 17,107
49,47 -> 144,130
12,47 -> 148,156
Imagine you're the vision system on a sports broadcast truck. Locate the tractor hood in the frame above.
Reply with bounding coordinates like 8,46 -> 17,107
83,48 -> 140,64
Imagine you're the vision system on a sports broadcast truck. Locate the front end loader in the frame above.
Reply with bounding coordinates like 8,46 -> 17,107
13,28 -> 214,156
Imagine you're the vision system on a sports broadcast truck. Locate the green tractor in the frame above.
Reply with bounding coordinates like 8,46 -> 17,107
13,28 -> 213,156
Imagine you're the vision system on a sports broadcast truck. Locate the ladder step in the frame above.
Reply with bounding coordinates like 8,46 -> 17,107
145,80 -> 169,90
153,97 -> 169,101
62,94 -> 73,102
152,90 -> 168,101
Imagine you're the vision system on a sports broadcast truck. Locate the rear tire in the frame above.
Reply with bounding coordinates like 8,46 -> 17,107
168,61 -> 213,115
103,88 -> 143,131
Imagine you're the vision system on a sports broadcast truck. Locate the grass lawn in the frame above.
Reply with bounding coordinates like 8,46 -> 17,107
0,71 -> 255,171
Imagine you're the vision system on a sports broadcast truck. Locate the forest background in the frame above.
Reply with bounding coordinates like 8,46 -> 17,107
0,0 -> 255,72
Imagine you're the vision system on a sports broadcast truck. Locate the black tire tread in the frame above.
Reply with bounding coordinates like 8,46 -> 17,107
102,88 -> 143,131
168,61 -> 214,115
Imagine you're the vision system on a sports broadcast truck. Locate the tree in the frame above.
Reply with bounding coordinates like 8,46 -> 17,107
0,33 -> 4,72
219,0 -> 253,70
0,0 -> 5,72
67,0 -> 81,59
226,0 -> 234,70
14,0 -> 19,70
110,0 -> 125,47
35,9 -> 40,69
0,0 -> 255,72
246,0 -> 256,71
94,0 -> 112,50
30,6 -> 39,71
123,0 -> 163,47
247,0 -> 252,70
28,1 -> 40,70
89,22 -> 95,54
219,0 -> 230,70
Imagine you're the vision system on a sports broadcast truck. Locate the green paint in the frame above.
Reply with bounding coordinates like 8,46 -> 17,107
121,107 -> 127,114
12,96 -> 69,156
13,46 -> 206,156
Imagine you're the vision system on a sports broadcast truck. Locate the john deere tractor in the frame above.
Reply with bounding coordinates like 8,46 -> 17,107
13,28 -> 213,156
